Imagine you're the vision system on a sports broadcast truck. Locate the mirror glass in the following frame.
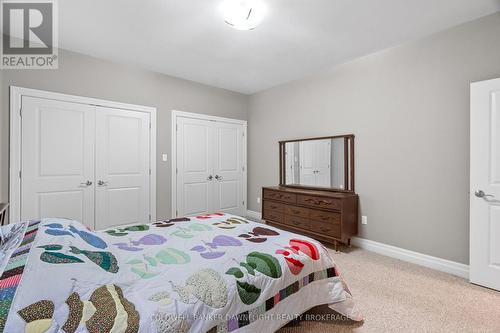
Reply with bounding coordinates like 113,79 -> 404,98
282,136 -> 353,191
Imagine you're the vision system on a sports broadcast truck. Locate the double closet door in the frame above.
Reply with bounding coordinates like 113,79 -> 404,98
299,139 -> 331,187
21,96 -> 151,230
176,116 -> 246,217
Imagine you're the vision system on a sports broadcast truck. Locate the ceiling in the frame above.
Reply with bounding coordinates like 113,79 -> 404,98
59,0 -> 500,94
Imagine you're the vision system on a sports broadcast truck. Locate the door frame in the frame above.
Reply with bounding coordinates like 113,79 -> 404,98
9,86 -> 157,224
171,110 -> 247,218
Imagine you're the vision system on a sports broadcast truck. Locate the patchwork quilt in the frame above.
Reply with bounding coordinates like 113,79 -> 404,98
0,214 -> 361,333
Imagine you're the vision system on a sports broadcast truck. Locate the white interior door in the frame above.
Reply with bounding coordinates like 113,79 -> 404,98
176,117 -> 214,216
95,107 -> 151,229
299,139 -> 331,186
315,139 -> 331,187
175,114 -> 246,217
213,122 -> 245,215
21,97 -> 96,228
470,78 -> 500,291
299,141 -> 316,186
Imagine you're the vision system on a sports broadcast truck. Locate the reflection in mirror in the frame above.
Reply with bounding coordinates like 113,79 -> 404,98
284,137 -> 349,190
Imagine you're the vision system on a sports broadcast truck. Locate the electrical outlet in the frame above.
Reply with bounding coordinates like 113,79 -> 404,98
361,216 -> 368,225
162,153 -> 168,162
256,197 -> 261,204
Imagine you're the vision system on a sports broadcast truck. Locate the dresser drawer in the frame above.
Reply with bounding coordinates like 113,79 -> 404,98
297,195 -> 341,210
263,189 -> 297,204
262,210 -> 284,223
283,215 -> 341,239
283,215 -> 309,230
263,201 -> 285,213
310,210 -> 341,224
284,205 -> 309,218
314,222 -> 341,238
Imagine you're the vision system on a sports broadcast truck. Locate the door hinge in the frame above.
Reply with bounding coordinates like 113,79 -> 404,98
149,169 -> 151,175
19,108 -> 22,117
176,168 -> 178,174
243,132 -> 245,137
149,122 -> 151,129
149,214 -> 151,221
176,124 -> 178,131
176,210 -> 178,217
242,166 -> 245,172
242,201 -> 245,205
19,170 -> 21,178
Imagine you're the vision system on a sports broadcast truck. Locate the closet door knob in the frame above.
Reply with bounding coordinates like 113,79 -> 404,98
98,180 -> 108,186
207,175 -> 213,181
215,175 -> 222,181
80,180 -> 92,187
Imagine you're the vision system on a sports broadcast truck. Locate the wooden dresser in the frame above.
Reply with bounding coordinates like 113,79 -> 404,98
262,186 -> 358,250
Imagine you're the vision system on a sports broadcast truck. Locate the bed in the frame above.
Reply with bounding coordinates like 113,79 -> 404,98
0,213 -> 361,333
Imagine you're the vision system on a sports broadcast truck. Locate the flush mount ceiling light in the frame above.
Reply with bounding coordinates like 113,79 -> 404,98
220,0 -> 267,30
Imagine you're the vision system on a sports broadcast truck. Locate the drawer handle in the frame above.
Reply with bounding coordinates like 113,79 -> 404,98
268,193 -> 292,200
320,227 -> 331,233
305,198 -> 333,205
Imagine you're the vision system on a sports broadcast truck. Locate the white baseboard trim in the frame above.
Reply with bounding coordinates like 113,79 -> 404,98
244,210 -> 469,279
351,237 -> 469,279
246,210 -> 262,220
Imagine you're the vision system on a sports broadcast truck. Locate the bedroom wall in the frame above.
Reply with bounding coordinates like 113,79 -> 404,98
247,12 -> 500,265
0,49 -> 248,220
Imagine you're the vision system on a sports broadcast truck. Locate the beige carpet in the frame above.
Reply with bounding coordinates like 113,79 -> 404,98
277,247 -> 500,333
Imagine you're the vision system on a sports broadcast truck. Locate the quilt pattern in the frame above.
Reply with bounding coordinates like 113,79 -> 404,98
0,214 -> 357,333
0,220 -> 40,331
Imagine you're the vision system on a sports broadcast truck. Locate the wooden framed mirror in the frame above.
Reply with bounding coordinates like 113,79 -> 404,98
279,134 -> 355,192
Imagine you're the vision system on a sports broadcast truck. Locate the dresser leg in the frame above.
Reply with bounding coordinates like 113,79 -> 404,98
347,238 -> 351,247
334,240 -> 339,252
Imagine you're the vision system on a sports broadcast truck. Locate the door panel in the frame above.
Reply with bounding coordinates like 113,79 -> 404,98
95,107 -> 150,229
183,183 -> 209,215
38,191 -> 84,222
491,91 -> 500,185
490,206 -> 500,267
21,97 -> 95,228
213,122 -> 245,215
106,187 -> 141,224
470,78 -> 500,291
219,181 -> 239,210
176,117 -> 214,216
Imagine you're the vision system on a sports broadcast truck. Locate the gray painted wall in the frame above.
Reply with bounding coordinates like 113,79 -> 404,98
248,13 -> 500,264
0,49 -> 248,219
1,13 -> 499,265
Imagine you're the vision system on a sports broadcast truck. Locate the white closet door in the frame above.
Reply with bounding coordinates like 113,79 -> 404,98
176,117 -> 214,216
21,97 -> 96,228
213,122 -> 245,215
95,107 -> 150,229
299,141 -> 316,186
299,139 -> 331,187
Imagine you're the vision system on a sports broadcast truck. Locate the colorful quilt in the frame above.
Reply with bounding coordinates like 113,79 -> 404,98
0,214 -> 361,333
